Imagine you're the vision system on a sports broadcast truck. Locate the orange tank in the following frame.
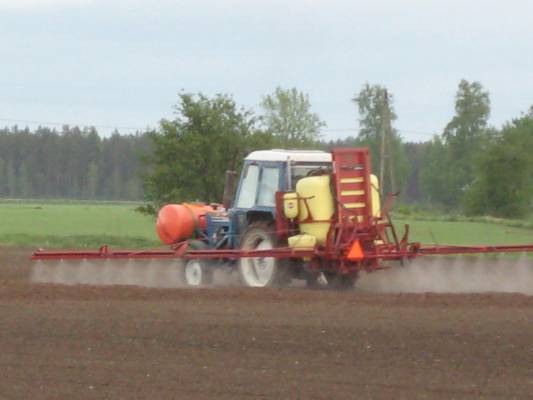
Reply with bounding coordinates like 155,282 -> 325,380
156,203 -> 214,245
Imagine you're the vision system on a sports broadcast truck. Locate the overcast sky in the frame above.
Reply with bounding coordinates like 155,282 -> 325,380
1,0 -> 532,142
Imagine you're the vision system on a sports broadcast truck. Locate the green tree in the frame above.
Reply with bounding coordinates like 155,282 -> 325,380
443,80 -> 490,144
464,110 -> 533,217
0,157 -> 5,196
353,84 -> 397,142
260,87 -> 324,147
17,163 -> 31,198
0,126 -> 150,200
6,161 -> 16,197
86,161 -> 99,199
125,177 -> 142,200
140,93 -> 260,214
111,167 -> 122,200
442,80 -> 492,206
403,141 -> 431,204
419,136 -> 458,207
352,83 -> 409,197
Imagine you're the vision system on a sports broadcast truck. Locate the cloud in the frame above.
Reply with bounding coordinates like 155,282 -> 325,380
0,0 -> 93,8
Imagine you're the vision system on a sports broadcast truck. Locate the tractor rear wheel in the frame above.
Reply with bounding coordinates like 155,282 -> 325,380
238,221 -> 290,287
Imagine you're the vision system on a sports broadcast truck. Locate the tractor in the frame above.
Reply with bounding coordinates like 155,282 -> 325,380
156,148 -> 375,288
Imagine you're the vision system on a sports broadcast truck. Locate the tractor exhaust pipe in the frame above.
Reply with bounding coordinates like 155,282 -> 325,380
222,170 -> 237,209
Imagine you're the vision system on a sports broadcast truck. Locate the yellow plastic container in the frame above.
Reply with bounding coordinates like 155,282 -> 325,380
370,174 -> 381,218
283,192 -> 299,219
288,234 -> 317,248
295,175 -> 334,245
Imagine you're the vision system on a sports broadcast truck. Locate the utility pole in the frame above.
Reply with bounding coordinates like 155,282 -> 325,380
379,89 -> 395,196
379,90 -> 386,197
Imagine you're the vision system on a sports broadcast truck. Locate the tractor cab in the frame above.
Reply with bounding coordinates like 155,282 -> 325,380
229,149 -> 332,246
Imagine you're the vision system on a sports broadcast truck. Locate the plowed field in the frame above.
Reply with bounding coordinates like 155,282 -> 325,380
1,247 -> 533,399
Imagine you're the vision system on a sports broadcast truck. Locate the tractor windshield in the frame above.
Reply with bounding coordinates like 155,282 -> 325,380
235,164 -> 281,208
236,164 -> 260,208
257,166 -> 280,207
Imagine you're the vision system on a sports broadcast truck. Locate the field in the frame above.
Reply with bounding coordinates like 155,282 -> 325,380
1,249 -> 533,399
1,201 -> 533,399
1,200 -> 532,249
0,201 -> 158,248
393,216 -> 533,246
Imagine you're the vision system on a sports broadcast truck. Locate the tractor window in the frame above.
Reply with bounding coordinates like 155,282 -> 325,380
236,164 -> 259,208
290,164 -> 330,189
257,166 -> 280,207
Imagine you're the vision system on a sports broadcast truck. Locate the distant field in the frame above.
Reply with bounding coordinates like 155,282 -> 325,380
0,201 -> 532,249
393,216 -> 533,246
0,201 -> 158,248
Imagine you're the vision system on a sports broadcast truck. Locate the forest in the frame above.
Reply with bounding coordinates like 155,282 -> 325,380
0,127 -> 150,200
1,80 -> 531,218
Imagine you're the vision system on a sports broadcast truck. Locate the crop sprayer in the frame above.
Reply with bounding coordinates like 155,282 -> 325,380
32,148 -> 533,289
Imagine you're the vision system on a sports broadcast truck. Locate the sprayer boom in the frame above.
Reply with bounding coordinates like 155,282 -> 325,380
32,242 -> 533,264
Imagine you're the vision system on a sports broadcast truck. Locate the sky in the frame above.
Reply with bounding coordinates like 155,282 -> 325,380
0,0 -> 532,142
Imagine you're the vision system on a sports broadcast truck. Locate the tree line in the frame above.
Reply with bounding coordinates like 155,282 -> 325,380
1,83 -> 531,218
0,126 -> 150,200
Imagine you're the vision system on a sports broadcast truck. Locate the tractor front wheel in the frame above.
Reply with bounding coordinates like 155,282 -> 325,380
181,240 -> 213,287
238,221 -> 289,288
183,258 -> 212,287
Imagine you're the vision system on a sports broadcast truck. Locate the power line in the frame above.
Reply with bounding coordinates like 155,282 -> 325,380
321,127 -> 438,137
396,129 -> 439,136
0,116 -> 439,137
320,128 -> 358,132
0,117 -> 145,132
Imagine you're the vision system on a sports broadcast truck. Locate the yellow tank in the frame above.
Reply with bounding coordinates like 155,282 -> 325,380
288,234 -> 317,248
295,175 -> 335,245
283,192 -> 299,219
370,174 -> 381,218
287,234 -> 316,260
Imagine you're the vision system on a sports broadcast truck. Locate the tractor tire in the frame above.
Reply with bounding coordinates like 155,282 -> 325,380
238,221 -> 290,288
305,272 -> 329,289
305,273 -> 320,289
325,272 -> 358,291
181,240 -> 213,287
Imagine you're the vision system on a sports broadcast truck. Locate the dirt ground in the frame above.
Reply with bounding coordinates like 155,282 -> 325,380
1,247 -> 533,399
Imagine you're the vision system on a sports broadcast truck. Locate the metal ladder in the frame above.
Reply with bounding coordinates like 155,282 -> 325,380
331,148 -> 373,228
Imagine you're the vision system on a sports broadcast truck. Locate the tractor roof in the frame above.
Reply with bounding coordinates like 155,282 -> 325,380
245,149 -> 332,163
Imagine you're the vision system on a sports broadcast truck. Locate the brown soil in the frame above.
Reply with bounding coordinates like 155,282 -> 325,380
1,247 -> 533,399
